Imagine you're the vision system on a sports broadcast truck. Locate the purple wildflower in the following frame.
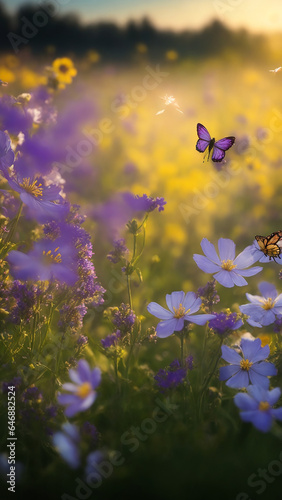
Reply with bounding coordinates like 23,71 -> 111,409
3,170 -> 69,223
9,281 -> 41,325
58,303 -> 88,331
147,291 -> 215,338
101,330 -> 121,348
57,360 -> 101,418
112,303 -> 136,335
2,376 -> 22,393
77,335 -> 88,347
155,357 -> 193,392
239,282 -> 282,328
193,238 -> 262,288
52,423 -> 80,469
7,237 -> 78,285
107,238 -> 129,264
234,385 -> 282,433
123,193 -> 167,213
196,279 -> 220,311
209,312 -> 243,336
219,338 -> 277,389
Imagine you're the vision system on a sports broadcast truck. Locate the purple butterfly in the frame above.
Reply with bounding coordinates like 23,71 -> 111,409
196,123 -> 235,162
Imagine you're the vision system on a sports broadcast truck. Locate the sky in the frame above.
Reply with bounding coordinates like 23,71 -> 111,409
2,0 -> 282,32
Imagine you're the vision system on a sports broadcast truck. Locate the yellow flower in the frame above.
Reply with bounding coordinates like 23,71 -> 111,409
136,43 -> 147,54
52,57 -> 77,85
166,50 -> 178,61
257,334 -> 271,348
87,50 -> 100,63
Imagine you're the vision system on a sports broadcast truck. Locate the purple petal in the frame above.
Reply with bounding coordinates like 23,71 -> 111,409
226,370 -> 249,388
271,408 -> 282,420
187,313 -> 216,325
233,245 -> 259,268
258,282 -> 278,299
251,362 -> 277,376
61,383 -> 78,393
91,367 -> 101,388
246,385 -> 267,401
234,393 -> 258,411
156,318 -> 179,338
77,359 -> 91,382
147,302 -> 173,320
249,370 -> 270,389
240,338 -> 261,360
268,387 -> 281,406
213,269 -> 234,288
200,238 -> 221,264
221,345 -> 242,364
219,365 -> 240,381
57,394 -> 77,405
251,344 -> 270,363
169,291 -> 185,311
77,391 -> 97,411
182,292 -> 200,312
218,238 -> 235,261
236,266 -> 263,277
229,271 -> 247,287
193,254 -> 220,273
260,310 -> 276,326
68,368 -> 82,384
249,411 -> 272,432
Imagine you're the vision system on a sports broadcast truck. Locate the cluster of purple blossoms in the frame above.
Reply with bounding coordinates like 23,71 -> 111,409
107,238 -> 129,264
209,312 -> 243,336
2,376 -> 22,393
112,303 -> 136,335
58,304 -> 88,331
101,330 -> 121,349
196,279 -> 220,311
123,193 -> 167,213
20,386 -> 58,436
9,281 -> 42,325
155,357 -> 193,392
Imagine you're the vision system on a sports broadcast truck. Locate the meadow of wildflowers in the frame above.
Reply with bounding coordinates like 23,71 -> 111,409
1,37 -> 282,500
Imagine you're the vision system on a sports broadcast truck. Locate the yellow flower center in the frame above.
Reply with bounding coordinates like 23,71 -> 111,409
240,359 -> 253,371
19,178 -> 43,198
59,64 -> 69,74
262,298 -> 274,310
259,401 -> 270,412
42,247 -> 62,264
173,304 -> 190,319
76,382 -> 92,399
221,259 -> 237,271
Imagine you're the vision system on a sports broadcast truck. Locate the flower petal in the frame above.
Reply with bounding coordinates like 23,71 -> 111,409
233,245 -> 259,268
221,345 -> 242,364
170,291 -> 185,311
248,411 -> 272,432
234,393 -> 258,411
251,344 -> 270,363
193,254 -> 220,273
229,271 -> 247,287
236,266 -> 263,277
258,282 -> 278,299
187,313 -> 216,325
156,318 -> 178,338
147,302 -> 173,320
240,338 -> 261,360
182,292 -> 200,312
213,269 -> 234,288
251,361 -> 277,376
77,359 -> 91,382
200,238 -> 221,264
226,370 -> 249,388
268,387 -> 281,406
248,370 -> 270,389
270,408 -> 282,420
219,365 -> 240,381
218,238 -> 235,261
91,367 -> 101,388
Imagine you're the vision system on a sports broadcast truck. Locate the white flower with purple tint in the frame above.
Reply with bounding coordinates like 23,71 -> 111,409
147,291 -> 215,338
193,238 -> 262,288
57,360 -> 101,417
239,282 -> 282,328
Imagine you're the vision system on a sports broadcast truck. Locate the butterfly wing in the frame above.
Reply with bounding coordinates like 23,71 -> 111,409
212,136 -> 235,162
196,123 -> 211,153
255,232 -> 282,260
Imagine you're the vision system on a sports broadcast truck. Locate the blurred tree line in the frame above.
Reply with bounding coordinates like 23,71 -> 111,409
0,1 -> 270,61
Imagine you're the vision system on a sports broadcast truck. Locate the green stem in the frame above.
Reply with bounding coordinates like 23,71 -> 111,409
4,201 -> 23,245
198,338 -> 223,420
127,274 -> 132,310
180,332 -> 184,368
